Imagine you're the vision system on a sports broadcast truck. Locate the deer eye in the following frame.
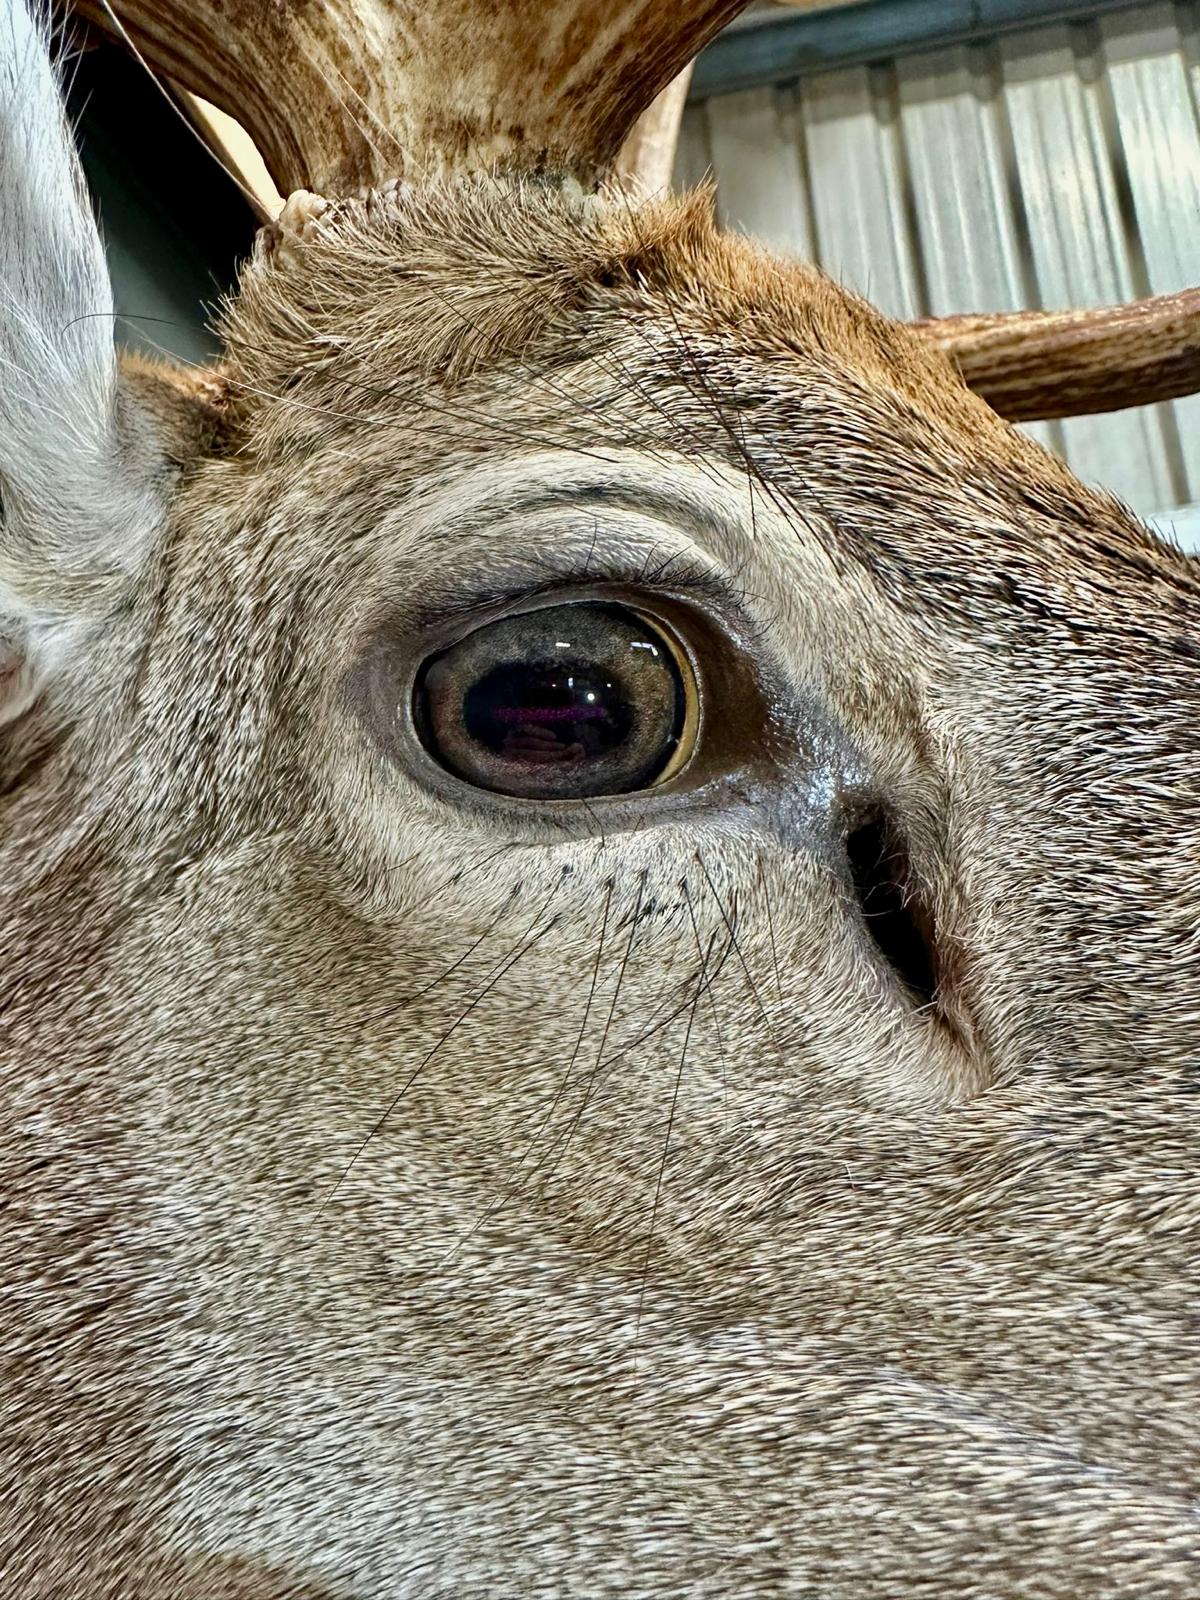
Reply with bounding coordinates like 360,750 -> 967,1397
413,602 -> 697,800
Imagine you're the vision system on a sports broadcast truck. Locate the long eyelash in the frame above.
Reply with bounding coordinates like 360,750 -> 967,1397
406,279 -> 694,486
603,182 -> 844,548
215,280 -> 689,478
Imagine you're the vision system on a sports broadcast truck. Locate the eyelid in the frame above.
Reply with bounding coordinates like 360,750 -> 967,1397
348,531 -> 779,824
405,561 -> 751,651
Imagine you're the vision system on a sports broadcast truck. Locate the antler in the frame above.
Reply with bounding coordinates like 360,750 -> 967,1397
614,67 -> 695,195
73,0 -> 749,196
918,288 -> 1200,422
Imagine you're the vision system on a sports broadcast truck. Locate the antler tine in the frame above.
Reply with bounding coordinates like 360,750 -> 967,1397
74,0 -> 751,199
614,67 -> 695,196
918,287 -> 1200,421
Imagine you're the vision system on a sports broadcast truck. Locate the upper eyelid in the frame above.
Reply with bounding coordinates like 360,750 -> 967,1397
404,558 -> 750,642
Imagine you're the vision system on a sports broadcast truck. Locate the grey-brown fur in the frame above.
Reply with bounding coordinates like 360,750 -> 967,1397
2,31 -> 1199,1600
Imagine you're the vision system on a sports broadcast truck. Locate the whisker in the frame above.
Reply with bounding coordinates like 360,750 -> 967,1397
542,868 -> 646,1181
162,328 -> 636,468
683,884 -> 728,1130
695,848 -> 784,1062
314,868 -> 567,1220
604,198 -> 844,545
221,360 -> 625,465
634,884 -> 704,1371
757,850 -> 785,1006
609,186 -> 759,487
588,337 -> 732,495
438,877 -> 614,1265
587,919 -> 737,1087
398,879 -> 522,1007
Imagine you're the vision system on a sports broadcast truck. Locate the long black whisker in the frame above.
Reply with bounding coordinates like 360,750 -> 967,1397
314,870 -> 566,1220
634,896 -> 704,1370
439,877 -> 615,1265
213,357 -> 629,467
588,919 -> 737,1088
542,869 -> 646,1181
607,204 -> 843,546
695,848 -> 783,1060
683,885 -> 728,1128
757,851 -> 786,1006
398,879 -> 522,1008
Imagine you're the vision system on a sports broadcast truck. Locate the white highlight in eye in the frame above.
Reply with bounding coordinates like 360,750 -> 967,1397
631,641 -> 659,654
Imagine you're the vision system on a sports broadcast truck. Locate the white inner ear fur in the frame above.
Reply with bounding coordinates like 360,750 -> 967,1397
0,0 -> 165,725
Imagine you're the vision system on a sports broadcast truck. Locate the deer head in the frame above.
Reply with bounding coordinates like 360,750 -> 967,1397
2,1 -> 1197,1595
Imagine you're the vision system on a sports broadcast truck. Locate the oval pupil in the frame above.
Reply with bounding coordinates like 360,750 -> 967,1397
463,660 -> 632,768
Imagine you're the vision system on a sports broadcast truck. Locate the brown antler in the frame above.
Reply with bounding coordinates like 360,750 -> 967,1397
73,0 -> 750,197
917,288 -> 1200,422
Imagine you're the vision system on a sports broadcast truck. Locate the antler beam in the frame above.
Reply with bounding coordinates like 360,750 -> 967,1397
73,0 -> 750,197
917,287 -> 1200,422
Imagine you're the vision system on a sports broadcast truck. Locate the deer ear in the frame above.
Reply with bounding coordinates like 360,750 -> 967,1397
0,0 -> 169,726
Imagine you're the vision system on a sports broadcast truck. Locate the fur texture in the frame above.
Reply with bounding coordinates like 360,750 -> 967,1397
2,9 -> 1198,1599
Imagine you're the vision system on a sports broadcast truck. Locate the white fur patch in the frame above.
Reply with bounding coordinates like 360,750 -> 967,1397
0,0 -> 162,721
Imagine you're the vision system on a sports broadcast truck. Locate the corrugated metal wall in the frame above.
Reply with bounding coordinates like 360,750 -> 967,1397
678,0 -> 1200,544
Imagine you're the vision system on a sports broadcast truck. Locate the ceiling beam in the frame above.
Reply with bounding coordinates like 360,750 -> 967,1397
692,0 -> 1148,97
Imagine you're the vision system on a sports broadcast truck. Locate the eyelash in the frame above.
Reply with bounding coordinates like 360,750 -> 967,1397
408,550 -> 764,649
